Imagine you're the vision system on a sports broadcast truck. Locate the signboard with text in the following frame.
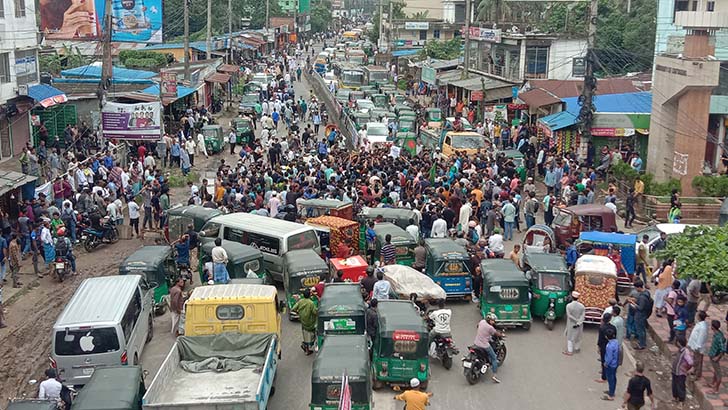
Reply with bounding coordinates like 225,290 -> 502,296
462,27 -> 502,43
102,102 -> 161,140
421,66 -> 436,85
160,70 -> 177,101
405,21 -> 429,30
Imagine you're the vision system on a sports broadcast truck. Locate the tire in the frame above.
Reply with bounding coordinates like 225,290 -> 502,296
465,369 -> 480,385
522,321 -> 531,331
419,380 -> 428,390
83,236 -> 95,253
269,386 -> 276,397
372,375 -> 384,390
146,315 -> 154,343
545,319 -> 555,331
109,228 -> 119,244
288,311 -> 296,322
133,353 -> 139,365
442,354 -> 452,370
496,344 -> 507,365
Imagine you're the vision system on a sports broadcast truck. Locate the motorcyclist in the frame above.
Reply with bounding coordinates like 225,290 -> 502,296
473,313 -> 504,383
428,299 -> 452,341
88,205 -> 103,231
53,227 -> 76,275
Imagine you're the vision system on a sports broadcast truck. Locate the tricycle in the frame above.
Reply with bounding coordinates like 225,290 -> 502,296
574,255 -> 618,325
119,246 -> 172,315
480,259 -> 531,329
316,283 -> 367,347
521,252 -> 570,330
283,249 -> 328,320
424,238 -> 472,299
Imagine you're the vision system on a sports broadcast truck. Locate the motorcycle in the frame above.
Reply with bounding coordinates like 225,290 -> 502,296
54,256 -> 71,282
425,314 -> 459,370
461,334 -> 507,385
178,263 -> 193,284
82,219 -> 119,252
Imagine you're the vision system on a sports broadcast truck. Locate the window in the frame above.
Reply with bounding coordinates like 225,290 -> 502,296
691,0 -> 698,10
707,1 -> 715,11
0,0 -> 4,18
14,0 -> 25,17
120,290 -> 142,342
572,57 -> 586,77
287,230 -> 319,252
525,46 -> 549,78
216,305 -> 245,320
54,328 -> 120,355
433,29 -> 440,39
419,30 -> 427,41
0,53 -> 10,83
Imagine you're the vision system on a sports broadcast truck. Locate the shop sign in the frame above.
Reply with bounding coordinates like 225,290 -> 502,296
405,21 -> 429,30
537,121 -> 552,138
463,27 -> 502,43
471,90 -> 484,101
508,104 -> 528,110
421,66 -> 436,85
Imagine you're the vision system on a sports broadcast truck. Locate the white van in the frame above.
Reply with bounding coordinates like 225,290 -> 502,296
50,275 -> 155,386
200,213 -> 321,282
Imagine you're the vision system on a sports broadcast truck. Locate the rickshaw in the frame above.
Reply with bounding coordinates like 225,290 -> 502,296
424,108 -> 442,128
398,118 -> 416,133
360,85 -> 378,96
393,103 -> 411,116
202,124 -> 225,154
574,255 -> 618,325
71,366 -> 145,410
553,204 -> 618,249
165,205 -> 222,243
371,108 -> 391,122
352,111 -> 372,130
335,89 -> 351,105
297,199 -> 354,220
329,255 -> 368,282
373,223 -> 416,266
6,401 -> 56,410
521,252 -> 571,330
316,283 -> 367,347
393,131 -> 418,156
311,334 -> 372,410
283,249 -> 328,320
424,238 -> 472,299
480,259 -> 532,329
306,215 -> 359,258
575,231 -> 636,295
371,300 -> 429,390
198,240 -> 267,283
233,117 -> 255,147
358,207 -> 420,250
522,224 -> 556,254
371,93 -> 388,108
119,246 -> 170,314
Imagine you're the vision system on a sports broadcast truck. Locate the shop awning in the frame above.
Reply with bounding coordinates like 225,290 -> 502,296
27,84 -> 68,108
205,72 -> 231,83
538,111 -> 578,131
392,49 -> 421,57
217,64 -> 240,74
518,88 -> 561,108
0,170 -> 37,197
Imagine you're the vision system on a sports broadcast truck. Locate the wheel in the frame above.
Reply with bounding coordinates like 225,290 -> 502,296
465,369 -> 479,385
496,345 -> 507,365
545,319 -> 555,331
146,315 -> 154,343
155,300 -> 168,316
269,386 -> 276,397
288,310 -> 297,322
83,237 -> 95,253
109,228 -> 119,244
442,354 -> 452,370
419,380 -> 428,390
372,375 -> 384,390
133,353 -> 139,365
522,321 -> 531,331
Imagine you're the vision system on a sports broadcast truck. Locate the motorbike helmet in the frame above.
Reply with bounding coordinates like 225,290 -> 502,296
56,227 -> 66,237
485,313 -> 497,323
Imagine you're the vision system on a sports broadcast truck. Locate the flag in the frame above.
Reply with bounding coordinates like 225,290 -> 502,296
428,163 -> 437,184
338,372 -> 351,410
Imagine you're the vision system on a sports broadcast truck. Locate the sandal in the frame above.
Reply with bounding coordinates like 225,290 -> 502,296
601,395 -> 614,401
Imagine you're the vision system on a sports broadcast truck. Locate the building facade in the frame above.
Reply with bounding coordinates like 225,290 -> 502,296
0,0 -> 40,161
389,19 -> 459,49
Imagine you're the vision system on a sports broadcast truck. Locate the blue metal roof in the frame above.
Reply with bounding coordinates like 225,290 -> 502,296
538,110 -> 577,131
392,49 -> 421,57
27,84 -> 66,102
578,231 -> 637,246
53,78 -> 155,85
60,65 -> 157,80
140,84 -> 197,99
562,91 -> 652,116
141,42 -> 209,52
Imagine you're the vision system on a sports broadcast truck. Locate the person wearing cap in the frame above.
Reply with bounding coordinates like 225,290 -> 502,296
394,377 -> 432,409
564,291 -> 585,356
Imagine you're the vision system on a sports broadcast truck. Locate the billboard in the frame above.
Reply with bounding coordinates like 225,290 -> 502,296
102,102 -> 161,140
160,70 -> 178,101
40,0 -> 163,43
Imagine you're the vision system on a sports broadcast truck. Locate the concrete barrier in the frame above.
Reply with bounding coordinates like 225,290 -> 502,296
304,70 -> 358,150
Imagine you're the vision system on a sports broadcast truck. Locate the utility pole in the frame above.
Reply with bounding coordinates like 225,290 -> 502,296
99,0 -> 112,110
463,0 -> 471,79
577,0 -> 598,144
388,0 -> 393,49
206,0 -> 213,60
294,0 -> 298,41
184,0 -> 191,81
378,0 -> 384,51
228,0 -> 233,63
266,0 -> 270,30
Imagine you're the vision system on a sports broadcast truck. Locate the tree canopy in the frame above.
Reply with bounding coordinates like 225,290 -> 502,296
420,39 -> 462,60
163,0 -> 284,40
368,2 -> 406,45
655,226 -> 728,287
311,0 -> 333,33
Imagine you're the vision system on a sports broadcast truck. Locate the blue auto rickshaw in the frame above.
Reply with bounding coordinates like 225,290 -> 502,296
575,231 -> 637,295
424,238 -> 472,299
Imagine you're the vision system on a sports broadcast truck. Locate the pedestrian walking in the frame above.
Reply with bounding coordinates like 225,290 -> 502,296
708,319 -> 725,393
671,337 -> 693,406
169,277 -> 187,336
291,288 -> 317,355
601,328 -> 620,401
632,281 -> 653,350
563,291 -> 585,355
8,235 -> 22,288
623,361 -> 654,410
128,200 -> 140,238
686,278 -> 701,326
687,310 -> 709,379
596,312 -> 617,383
228,129 -> 237,155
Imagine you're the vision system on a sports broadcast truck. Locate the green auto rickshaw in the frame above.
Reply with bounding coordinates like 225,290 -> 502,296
165,205 -> 223,243
6,401 -> 57,410
424,238 -> 472,299
71,366 -> 145,410
358,207 -> 420,250
394,131 -> 418,156
316,283 -> 367,347
198,240 -> 267,283
424,107 -> 442,125
398,118 -> 416,133
371,300 -> 429,390
522,252 -> 571,330
480,259 -> 532,330
119,246 -> 170,315
311,334 -> 371,410
233,117 -> 255,147
373,223 -> 416,266
283,249 -> 328,320
371,93 -> 388,108
351,111 -> 372,130
202,124 -> 225,154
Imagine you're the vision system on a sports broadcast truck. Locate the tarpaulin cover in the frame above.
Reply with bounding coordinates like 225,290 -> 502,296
177,332 -> 273,373
382,264 -> 446,301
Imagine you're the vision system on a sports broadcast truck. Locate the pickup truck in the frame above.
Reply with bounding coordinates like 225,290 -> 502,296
143,332 -> 278,410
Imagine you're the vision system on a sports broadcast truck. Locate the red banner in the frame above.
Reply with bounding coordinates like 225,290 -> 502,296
471,90 -> 484,101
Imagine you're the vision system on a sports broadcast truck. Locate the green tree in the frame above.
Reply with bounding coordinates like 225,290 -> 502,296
655,226 -> 728,287
39,46 -> 87,76
420,39 -> 461,60
311,0 -> 333,33
369,2 -> 406,45
163,0 -> 284,40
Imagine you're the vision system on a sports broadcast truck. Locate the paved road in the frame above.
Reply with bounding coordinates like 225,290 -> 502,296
140,61 -> 633,410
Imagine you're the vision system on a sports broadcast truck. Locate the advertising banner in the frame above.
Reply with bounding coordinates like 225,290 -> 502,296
102,102 -> 161,140
160,70 -> 178,101
40,0 -> 163,43
405,21 -> 429,30
421,66 -> 436,85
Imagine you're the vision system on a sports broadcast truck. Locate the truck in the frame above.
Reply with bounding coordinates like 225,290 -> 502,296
143,332 -> 278,410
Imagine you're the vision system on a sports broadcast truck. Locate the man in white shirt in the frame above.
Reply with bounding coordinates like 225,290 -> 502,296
211,238 -> 230,284
605,197 -> 617,214
105,197 -> 119,223
428,300 -> 452,339
143,153 -> 156,169
372,269 -> 391,300
431,213 -> 447,238
488,228 -> 505,257
128,200 -> 140,237
38,368 -> 62,400
406,218 -> 420,240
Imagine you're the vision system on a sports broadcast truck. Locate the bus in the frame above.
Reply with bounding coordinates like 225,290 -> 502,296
335,63 -> 366,90
363,65 -> 390,86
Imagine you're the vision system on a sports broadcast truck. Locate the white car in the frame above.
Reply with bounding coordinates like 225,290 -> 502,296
365,122 -> 389,144
356,99 -> 376,113
635,223 -> 697,253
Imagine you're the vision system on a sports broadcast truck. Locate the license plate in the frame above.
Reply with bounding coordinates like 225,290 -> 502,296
480,365 -> 488,374
82,368 -> 94,376
55,263 -> 65,269
462,361 -> 472,368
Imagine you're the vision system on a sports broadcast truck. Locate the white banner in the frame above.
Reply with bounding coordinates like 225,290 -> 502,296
101,102 -> 162,140
405,22 -> 429,30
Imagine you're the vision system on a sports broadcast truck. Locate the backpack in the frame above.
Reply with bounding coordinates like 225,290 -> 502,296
640,290 -> 654,318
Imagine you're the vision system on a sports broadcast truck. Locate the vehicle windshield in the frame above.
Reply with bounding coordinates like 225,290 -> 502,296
428,110 -> 442,121
242,94 -> 258,103
553,212 -> 572,227
367,124 -> 388,137
451,135 -> 486,149
199,222 -> 221,238
342,71 -> 364,84
357,100 -> 375,110
636,226 -> 662,244
538,273 -> 567,291
287,230 -> 320,251
55,328 -> 120,355
369,71 -> 389,81
349,56 -> 366,64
